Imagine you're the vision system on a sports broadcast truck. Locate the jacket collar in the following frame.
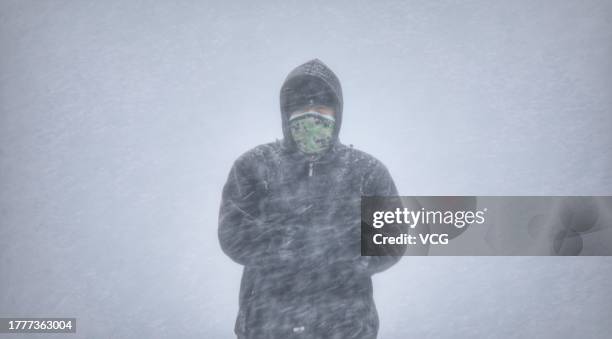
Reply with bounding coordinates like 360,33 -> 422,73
279,138 -> 344,163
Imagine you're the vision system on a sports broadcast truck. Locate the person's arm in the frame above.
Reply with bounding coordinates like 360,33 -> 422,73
358,160 -> 429,275
217,154 -> 288,267
358,161 -> 406,275
319,160 -> 408,277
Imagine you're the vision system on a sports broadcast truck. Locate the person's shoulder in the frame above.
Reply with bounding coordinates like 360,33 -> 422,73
338,143 -> 388,172
233,141 -> 282,167
339,144 -> 397,192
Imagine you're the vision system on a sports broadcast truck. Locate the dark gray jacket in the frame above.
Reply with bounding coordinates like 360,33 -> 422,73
218,59 -> 402,338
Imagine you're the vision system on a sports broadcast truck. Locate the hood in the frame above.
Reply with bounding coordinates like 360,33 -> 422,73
279,59 -> 343,152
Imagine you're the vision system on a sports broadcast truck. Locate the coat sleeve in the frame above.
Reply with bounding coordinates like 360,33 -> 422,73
217,153 -> 285,267
358,160 -> 408,276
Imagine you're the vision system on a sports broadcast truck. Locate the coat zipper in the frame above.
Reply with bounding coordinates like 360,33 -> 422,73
308,162 -> 314,177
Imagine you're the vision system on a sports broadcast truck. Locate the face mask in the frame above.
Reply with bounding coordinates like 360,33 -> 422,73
289,111 -> 335,155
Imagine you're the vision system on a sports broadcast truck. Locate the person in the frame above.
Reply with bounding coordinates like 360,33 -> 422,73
218,59 -> 405,339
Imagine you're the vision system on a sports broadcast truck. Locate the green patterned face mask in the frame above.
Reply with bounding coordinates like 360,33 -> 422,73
289,111 -> 335,155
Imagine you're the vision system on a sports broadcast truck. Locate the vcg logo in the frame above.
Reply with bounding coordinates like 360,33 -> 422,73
420,233 -> 449,245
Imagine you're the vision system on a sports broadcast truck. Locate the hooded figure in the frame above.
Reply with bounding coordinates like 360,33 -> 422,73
219,59 -> 403,339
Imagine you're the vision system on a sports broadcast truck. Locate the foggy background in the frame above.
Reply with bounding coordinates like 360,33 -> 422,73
1,0 -> 611,338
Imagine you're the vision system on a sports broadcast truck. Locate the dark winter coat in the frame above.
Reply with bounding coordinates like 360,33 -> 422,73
218,59 -> 402,339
